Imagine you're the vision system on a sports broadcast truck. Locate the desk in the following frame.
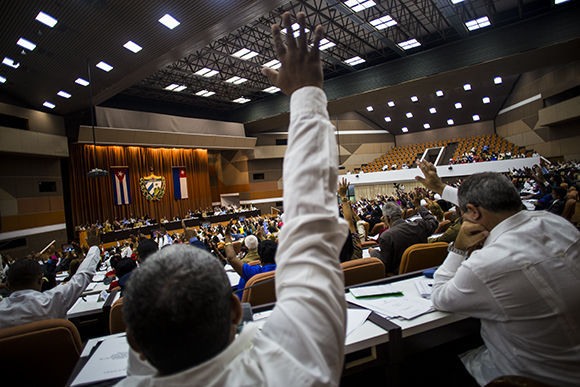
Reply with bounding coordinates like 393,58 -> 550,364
66,271 -> 478,386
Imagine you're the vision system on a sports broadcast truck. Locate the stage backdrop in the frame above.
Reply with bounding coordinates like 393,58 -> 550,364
69,144 -> 212,226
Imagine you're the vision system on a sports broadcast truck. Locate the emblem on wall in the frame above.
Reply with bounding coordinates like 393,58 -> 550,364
140,174 -> 166,201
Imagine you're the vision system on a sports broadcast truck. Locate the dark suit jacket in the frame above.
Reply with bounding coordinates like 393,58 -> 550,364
374,206 -> 438,274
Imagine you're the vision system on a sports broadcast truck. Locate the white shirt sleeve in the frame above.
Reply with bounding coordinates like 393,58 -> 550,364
46,245 -> 101,316
442,185 -> 459,206
261,86 -> 348,384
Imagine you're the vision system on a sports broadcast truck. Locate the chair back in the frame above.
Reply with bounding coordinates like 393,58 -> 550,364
247,259 -> 261,266
370,222 -> 385,236
399,242 -> 449,274
434,219 -> 451,234
109,297 -> 126,334
562,198 -> 577,221
342,258 -> 386,286
241,271 -> 276,306
0,319 -> 82,387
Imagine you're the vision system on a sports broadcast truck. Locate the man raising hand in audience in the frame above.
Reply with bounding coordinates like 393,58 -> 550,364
0,227 -> 102,329
119,12 -> 348,386
415,160 -> 580,386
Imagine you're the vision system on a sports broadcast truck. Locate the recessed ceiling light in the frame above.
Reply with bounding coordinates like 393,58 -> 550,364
2,57 -> 20,69
35,11 -> 58,27
164,84 -> 178,91
451,0 -> 464,3
447,119 -> 454,125
123,41 -> 142,53
344,0 -> 376,12
436,90 -> 444,97
263,86 -> 281,94
463,83 -> 472,91
233,97 -> 251,104
472,114 -> 480,121
387,101 -> 395,107
174,85 -> 187,92
159,14 -> 180,29
225,76 -> 248,85
263,59 -> 281,69
75,77 -> 89,86
0,76 -> 6,84
232,48 -> 259,60
384,116 -> 391,122
344,56 -> 365,66
17,37 -> 36,51
494,76 -> 502,84
195,90 -> 215,97
406,112 -> 413,118
318,38 -> 336,51
96,61 -> 113,72
555,0 -> 570,4
194,67 -> 219,77
465,16 -> 491,31
43,101 -> 55,109
423,123 -> 431,129
57,90 -> 71,98
482,96 -> 491,104
410,96 -> 418,102
397,38 -> 421,50
281,23 -> 310,38
401,127 -> 409,133
455,102 -> 462,109
366,106 -> 374,111
369,15 -> 397,30
429,107 -> 437,114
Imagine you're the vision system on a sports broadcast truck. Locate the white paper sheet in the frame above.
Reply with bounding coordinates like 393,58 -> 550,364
349,284 -> 403,298
72,336 -> 129,386
92,274 -> 105,282
81,333 -> 127,357
414,278 -> 434,299
85,283 -> 97,291
346,309 -> 372,337
345,293 -> 434,320
227,272 -> 240,287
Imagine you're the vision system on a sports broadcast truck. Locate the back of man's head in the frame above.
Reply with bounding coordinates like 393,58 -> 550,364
136,239 -> 158,263
115,258 -> 137,279
458,172 -> 522,213
244,235 -> 259,250
123,244 -> 232,375
258,239 -> 277,265
381,202 -> 402,222
7,258 -> 42,290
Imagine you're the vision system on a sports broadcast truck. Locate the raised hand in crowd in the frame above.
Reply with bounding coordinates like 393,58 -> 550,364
261,12 -> 324,96
86,226 -> 101,248
415,160 -> 445,195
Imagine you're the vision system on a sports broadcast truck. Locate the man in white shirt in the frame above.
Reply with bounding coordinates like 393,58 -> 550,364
0,227 -> 102,329
118,12 -> 348,386
415,160 -> 580,386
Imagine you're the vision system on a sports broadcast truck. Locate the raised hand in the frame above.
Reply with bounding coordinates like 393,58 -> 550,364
415,160 -> 445,194
86,226 -> 101,247
261,12 -> 324,96
338,177 -> 349,197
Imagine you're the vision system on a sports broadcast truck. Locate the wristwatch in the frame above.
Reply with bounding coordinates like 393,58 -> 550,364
447,243 -> 468,257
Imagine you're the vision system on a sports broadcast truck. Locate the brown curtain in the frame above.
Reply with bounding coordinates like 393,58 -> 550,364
69,144 -> 212,226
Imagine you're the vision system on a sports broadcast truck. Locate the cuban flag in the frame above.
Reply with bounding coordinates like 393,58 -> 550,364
173,167 -> 188,199
111,167 -> 131,205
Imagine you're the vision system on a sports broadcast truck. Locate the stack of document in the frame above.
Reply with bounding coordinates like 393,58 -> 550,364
415,278 -> 434,299
72,336 -> 129,386
92,273 -> 105,282
349,284 -> 403,298
345,293 -> 434,320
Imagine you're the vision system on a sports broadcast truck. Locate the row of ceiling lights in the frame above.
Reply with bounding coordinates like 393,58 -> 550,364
365,77 -> 502,133
1,10 -> 185,110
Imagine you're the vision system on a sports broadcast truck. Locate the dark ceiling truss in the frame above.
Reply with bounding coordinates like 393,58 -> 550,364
124,0 -> 518,111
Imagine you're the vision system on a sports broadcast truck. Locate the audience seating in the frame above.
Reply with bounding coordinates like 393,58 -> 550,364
241,271 -> 276,306
0,319 -> 82,386
247,259 -> 261,266
562,198 -> 577,222
434,219 -> 452,234
342,258 -> 386,286
109,297 -> 126,334
399,242 -> 449,274
360,134 -> 530,173
485,375 -> 551,387
370,222 -> 385,236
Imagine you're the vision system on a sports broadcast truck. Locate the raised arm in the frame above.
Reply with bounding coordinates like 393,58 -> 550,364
260,12 -> 348,385
338,178 -> 356,232
416,160 -> 459,206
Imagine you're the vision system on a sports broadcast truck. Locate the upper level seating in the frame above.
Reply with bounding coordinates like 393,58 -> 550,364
360,134 -> 531,173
